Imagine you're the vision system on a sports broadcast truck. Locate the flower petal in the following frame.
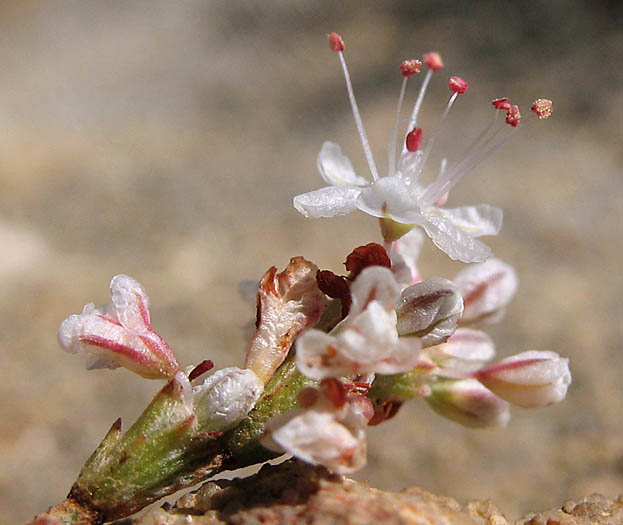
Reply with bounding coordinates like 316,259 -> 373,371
293,185 -> 363,219
437,204 -> 503,237
389,228 -> 424,286
317,141 -> 368,186
357,176 -> 424,223
110,274 -> 152,334
422,215 -> 493,263
349,266 -> 401,317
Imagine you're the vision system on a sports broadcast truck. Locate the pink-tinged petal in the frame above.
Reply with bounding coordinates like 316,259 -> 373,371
293,185 -> 363,219
426,378 -> 510,428
110,274 -> 152,334
262,410 -> 367,474
296,329 -> 356,381
422,215 -> 493,263
453,258 -> 518,323
475,350 -> 571,408
340,303 -> 400,361
433,328 -> 495,366
245,257 -> 330,384
357,176 -> 424,223
317,141 -> 367,187
193,368 -> 263,432
349,266 -> 401,317
437,204 -> 503,238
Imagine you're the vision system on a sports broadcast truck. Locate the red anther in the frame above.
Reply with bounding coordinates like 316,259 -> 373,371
328,32 -> 344,52
316,269 -> 352,317
531,99 -> 553,119
448,76 -> 469,94
320,378 -> 347,408
297,387 -> 319,408
492,97 -> 511,111
188,359 -> 215,381
405,127 -> 423,152
505,104 -> 522,127
344,243 -> 391,280
424,52 -> 444,71
400,59 -> 422,77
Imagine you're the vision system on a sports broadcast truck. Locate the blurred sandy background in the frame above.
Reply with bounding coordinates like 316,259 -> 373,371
0,1 -> 621,523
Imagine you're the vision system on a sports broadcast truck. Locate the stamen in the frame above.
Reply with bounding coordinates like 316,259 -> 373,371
505,104 -> 521,127
531,99 -> 553,119
424,52 -> 444,71
330,32 -> 380,181
405,127 -> 423,152
448,76 -> 469,94
492,97 -> 511,111
399,59 -> 422,77
388,76 -> 409,176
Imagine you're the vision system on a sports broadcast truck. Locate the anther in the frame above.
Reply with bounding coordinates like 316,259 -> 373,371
492,97 -> 511,111
505,104 -> 521,127
424,52 -> 444,71
448,76 -> 469,94
531,99 -> 552,119
400,59 -> 422,77
405,127 -> 423,152
328,32 -> 345,52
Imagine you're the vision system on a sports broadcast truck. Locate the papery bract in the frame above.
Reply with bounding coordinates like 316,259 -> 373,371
57,275 -> 179,380
475,350 -> 571,408
245,257 -> 330,384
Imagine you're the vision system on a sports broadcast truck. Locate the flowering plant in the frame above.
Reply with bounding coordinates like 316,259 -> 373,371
31,33 -> 568,524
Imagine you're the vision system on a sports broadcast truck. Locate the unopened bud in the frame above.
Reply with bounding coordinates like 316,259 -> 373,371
505,104 -> 521,127
328,32 -> 344,52
395,277 -> 463,347
453,258 -> 518,324
400,59 -> 422,77
424,52 -> 443,71
426,378 -> 510,428
448,76 -> 468,94
193,368 -> 263,432
492,97 -> 511,111
531,99 -> 552,119
405,127 -> 423,152
475,350 -> 571,408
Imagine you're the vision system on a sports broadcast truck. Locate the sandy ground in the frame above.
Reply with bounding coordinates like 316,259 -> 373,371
0,2 -> 621,523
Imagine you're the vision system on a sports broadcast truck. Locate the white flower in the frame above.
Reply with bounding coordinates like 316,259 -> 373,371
296,267 -> 421,380
292,41 -> 521,263
58,275 -> 179,379
261,384 -> 372,474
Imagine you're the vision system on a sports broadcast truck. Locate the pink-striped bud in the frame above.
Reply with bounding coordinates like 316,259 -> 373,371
328,32 -> 344,52
448,76 -> 468,94
400,59 -> 422,77
475,350 -> 571,408
424,52 -> 444,71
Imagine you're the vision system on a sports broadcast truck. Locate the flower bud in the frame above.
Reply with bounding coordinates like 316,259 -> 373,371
57,275 -> 179,379
395,277 -> 463,347
453,258 -> 518,324
193,368 -> 264,432
425,378 -> 510,428
475,350 -> 571,408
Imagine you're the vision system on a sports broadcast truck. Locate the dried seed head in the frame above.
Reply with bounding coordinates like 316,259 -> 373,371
400,59 -> 422,77
328,32 -> 344,52
531,99 -> 553,119
405,127 -> 423,152
448,76 -> 469,94
424,52 -> 444,71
